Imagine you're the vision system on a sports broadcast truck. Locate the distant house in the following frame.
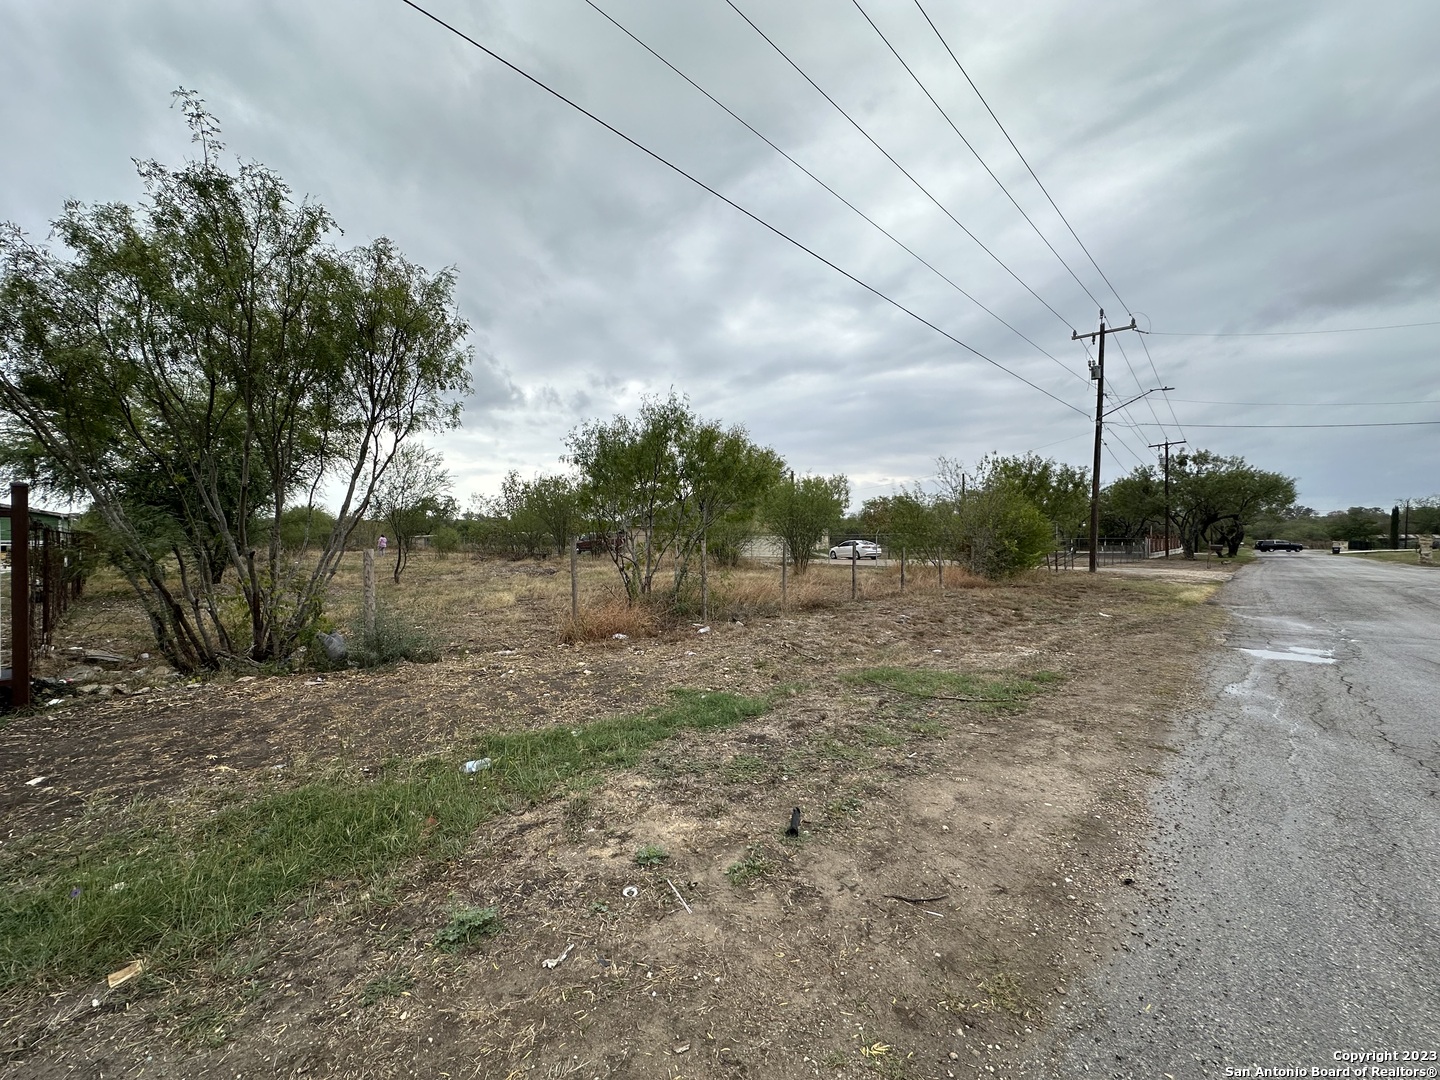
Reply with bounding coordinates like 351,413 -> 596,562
0,506 -> 77,554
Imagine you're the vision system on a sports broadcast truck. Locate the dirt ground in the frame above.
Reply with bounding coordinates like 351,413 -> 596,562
0,552 -> 1233,1079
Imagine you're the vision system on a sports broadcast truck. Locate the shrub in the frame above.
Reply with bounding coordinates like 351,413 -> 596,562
349,607 -> 440,667
434,905 -> 502,950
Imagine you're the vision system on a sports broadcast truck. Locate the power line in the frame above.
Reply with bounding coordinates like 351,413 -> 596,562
913,0 -> 1127,309
722,0 -> 1078,332
1140,420 -> 1440,429
911,1 -> 1187,440
1135,332 -> 1186,442
398,0 -> 1088,416
1172,397 -> 1438,407
849,0 -> 1102,309
1111,332 -> 1175,441
1148,320 -> 1440,337
580,0 -> 1085,386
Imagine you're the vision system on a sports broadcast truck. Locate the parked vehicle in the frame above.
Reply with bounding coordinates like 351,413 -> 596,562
576,531 -> 624,554
1254,539 -> 1305,552
829,539 -> 881,560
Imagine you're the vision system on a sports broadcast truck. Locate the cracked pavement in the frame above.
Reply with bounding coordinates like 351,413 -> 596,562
1023,553 -> 1440,1078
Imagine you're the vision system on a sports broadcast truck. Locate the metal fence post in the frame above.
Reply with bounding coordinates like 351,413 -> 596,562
10,482 -> 30,708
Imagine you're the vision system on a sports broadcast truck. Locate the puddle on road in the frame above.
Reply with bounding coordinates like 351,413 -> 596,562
1237,646 -> 1336,665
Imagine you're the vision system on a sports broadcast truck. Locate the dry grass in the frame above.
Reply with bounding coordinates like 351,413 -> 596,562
43,551 -> 1019,674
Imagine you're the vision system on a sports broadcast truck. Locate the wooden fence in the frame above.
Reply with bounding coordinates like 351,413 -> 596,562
1,482 -> 31,708
2,482 -> 88,709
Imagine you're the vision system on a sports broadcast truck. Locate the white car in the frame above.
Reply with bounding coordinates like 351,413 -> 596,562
829,539 -> 882,560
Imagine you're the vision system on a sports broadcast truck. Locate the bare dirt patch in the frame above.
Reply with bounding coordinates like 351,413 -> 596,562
1,553 -> 1233,1078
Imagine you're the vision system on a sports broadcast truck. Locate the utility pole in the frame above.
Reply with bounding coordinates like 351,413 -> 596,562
1073,309 -> 1138,572
1149,439 -> 1186,558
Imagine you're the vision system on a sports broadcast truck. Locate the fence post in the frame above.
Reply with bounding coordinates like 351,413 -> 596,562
900,546 -> 905,591
570,536 -> 579,621
780,538 -> 787,616
10,482 -> 30,708
851,546 -> 857,600
362,548 -> 376,638
700,534 -> 708,623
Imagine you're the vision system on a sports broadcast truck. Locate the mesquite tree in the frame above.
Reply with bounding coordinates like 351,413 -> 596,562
0,92 -> 471,670
567,394 -> 782,600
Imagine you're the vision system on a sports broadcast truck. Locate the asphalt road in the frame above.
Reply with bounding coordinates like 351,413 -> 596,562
1027,553 -> 1440,1078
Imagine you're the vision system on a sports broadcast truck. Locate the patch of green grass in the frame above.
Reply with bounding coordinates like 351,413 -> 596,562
359,968 -> 414,1006
847,667 -> 1061,706
907,718 -> 945,735
826,795 -> 862,818
724,846 -> 774,887
434,904 -> 502,951
817,737 -> 873,764
856,723 -> 905,748
0,688 -> 769,989
1349,549 -> 1437,566
721,752 -> 772,783
634,844 -> 670,867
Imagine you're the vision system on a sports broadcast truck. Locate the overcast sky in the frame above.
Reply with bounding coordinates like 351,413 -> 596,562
3,0 -> 1437,514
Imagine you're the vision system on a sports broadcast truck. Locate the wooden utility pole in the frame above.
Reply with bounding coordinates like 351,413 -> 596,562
1072,310 -> 1138,572
1149,439 -> 1186,559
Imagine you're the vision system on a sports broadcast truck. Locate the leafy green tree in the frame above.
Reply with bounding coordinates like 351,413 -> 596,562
1411,498 -> 1440,535
959,485 -> 1054,578
1169,451 -> 1296,557
983,452 -> 1090,538
0,93 -> 470,668
704,508 -> 757,568
761,473 -> 850,575
567,393 -> 781,599
1100,467 -> 1164,539
672,417 -> 783,592
525,473 -> 582,556
374,444 -> 454,582
1325,507 -> 1386,545
866,490 -> 949,576
276,506 -> 337,553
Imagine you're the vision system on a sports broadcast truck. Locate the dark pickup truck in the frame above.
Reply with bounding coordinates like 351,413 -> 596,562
1254,539 -> 1305,552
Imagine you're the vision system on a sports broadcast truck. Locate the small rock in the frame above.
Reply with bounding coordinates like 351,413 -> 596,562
60,665 -> 101,684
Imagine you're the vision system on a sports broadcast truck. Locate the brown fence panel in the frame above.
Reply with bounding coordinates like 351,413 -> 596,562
1,482 -> 31,708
